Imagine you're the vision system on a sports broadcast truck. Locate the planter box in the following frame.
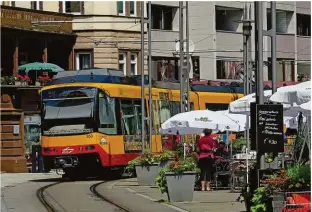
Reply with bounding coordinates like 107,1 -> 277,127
159,160 -> 173,169
135,163 -> 159,186
165,171 -> 197,202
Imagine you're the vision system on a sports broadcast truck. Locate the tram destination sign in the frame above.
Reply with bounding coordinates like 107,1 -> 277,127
256,104 -> 284,153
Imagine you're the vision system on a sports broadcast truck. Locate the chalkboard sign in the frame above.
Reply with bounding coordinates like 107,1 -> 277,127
256,104 -> 284,153
250,102 -> 257,150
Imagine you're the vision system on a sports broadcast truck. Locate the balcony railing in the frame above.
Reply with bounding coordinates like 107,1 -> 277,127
0,6 -> 73,34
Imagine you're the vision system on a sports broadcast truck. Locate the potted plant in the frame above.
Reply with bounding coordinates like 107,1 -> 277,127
247,164 -> 311,212
38,75 -> 51,86
23,75 -> 30,86
156,157 -> 199,202
155,149 -> 175,169
126,151 -> 160,186
15,74 -> 25,86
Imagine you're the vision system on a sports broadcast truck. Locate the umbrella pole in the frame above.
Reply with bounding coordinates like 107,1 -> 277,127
246,114 -> 250,190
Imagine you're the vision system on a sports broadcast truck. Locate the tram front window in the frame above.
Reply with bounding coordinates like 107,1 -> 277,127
41,87 -> 96,136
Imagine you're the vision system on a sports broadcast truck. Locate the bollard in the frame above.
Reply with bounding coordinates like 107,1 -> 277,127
31,145 -> 44,173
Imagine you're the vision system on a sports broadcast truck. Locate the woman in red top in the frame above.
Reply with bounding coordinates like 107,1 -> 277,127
196,129 -> 216,191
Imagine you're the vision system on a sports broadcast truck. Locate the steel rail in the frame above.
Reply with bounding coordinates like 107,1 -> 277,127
90,181 -> 130,212
36,182 -> 63,212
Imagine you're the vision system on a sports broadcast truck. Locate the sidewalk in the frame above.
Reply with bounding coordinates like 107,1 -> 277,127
98,178 -> 247,212
1,172 -> 60,212
1,172 -> 60,188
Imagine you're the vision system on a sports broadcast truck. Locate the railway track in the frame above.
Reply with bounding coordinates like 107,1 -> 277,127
37,181 -> 130,212
36,182 -> 62,212
90,181 -> 130,212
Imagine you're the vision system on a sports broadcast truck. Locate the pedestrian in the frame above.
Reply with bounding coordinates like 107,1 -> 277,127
196,128 -> 216,191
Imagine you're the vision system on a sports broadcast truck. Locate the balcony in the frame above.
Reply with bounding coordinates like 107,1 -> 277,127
0,5 -> 73,34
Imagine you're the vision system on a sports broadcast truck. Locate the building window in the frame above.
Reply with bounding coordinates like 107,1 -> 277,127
297,14 -> 311,36
117,1 -> 125,16
267,10 -> 294,34
130,53 -> 137,75
63,1 -> 82,14
2,1 -> 15,6
151,5 -> 173,30
130,1 -> 136,16
216,7 -> 243,32
152,58 -> 179,81
31,1 -> 40,10
119,53 -> 126,75
75,52 -> 92,70
297,61 -> 311,81
268,58 -> 295,81
216,60 -> 243,79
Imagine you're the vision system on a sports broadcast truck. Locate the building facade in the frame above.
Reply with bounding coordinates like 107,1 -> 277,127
3,1 -> 311,83
150,1 -> 311,82
9,1 -> 147,76
0,2 -> 76,172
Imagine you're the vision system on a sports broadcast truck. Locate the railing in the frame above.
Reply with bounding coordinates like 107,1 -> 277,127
0,6 -> 73,33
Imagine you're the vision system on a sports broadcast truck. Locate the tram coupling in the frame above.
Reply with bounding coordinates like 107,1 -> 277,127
54,156 -> 79,168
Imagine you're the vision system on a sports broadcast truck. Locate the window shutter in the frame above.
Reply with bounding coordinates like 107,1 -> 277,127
136,1 -> 141,17
81,1 -> 84,14
125,2 -> 130,16
276,11 -> 287,33
59,1 -> 63,13
39,1 -> 43,10
11,1 -> 15,6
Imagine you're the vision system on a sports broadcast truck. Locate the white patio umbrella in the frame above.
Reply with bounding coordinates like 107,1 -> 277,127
219,109 -> 301,130
215,110 -> 248,131
270,81 -> 311,105
229,90 -> 273,114
160,110 -> 242,135
300,100 -> 311,112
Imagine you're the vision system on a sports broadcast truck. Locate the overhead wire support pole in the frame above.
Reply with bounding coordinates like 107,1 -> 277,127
186,1 -> 190,112
140,1 -> 145,153
255,1 -> 264,105
148,1 -> 152,151
271,1 -> 277,94
243,4 -> 248,97
248,4 -> 253,94
179,1 -> 184,113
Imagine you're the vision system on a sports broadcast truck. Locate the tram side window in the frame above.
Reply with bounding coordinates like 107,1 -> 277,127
159,100 -> 171,124
169,101 -> 194,114
153,100 -> 161,133
205,103 -> 229,111
120,99 -> 146,135
98,93 -> 117,134
169,101 -> 180,116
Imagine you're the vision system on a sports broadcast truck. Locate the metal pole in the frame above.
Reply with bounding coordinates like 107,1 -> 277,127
186,1 -> 190,111
255,2 -> 264,104
148,1 -> 153,151
271,1 -> 277,94
255,1 -> 265,180
248,4 -> 253,94
243,5 -> 248,139
243,4 -> 248,97
140,2 -> 145,153
179,1 -> 184,113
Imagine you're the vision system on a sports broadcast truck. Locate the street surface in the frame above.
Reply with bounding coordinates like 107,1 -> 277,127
1,173 -> 246,212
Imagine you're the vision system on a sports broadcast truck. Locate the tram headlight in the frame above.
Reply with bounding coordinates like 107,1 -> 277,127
85,145 -> 95,151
